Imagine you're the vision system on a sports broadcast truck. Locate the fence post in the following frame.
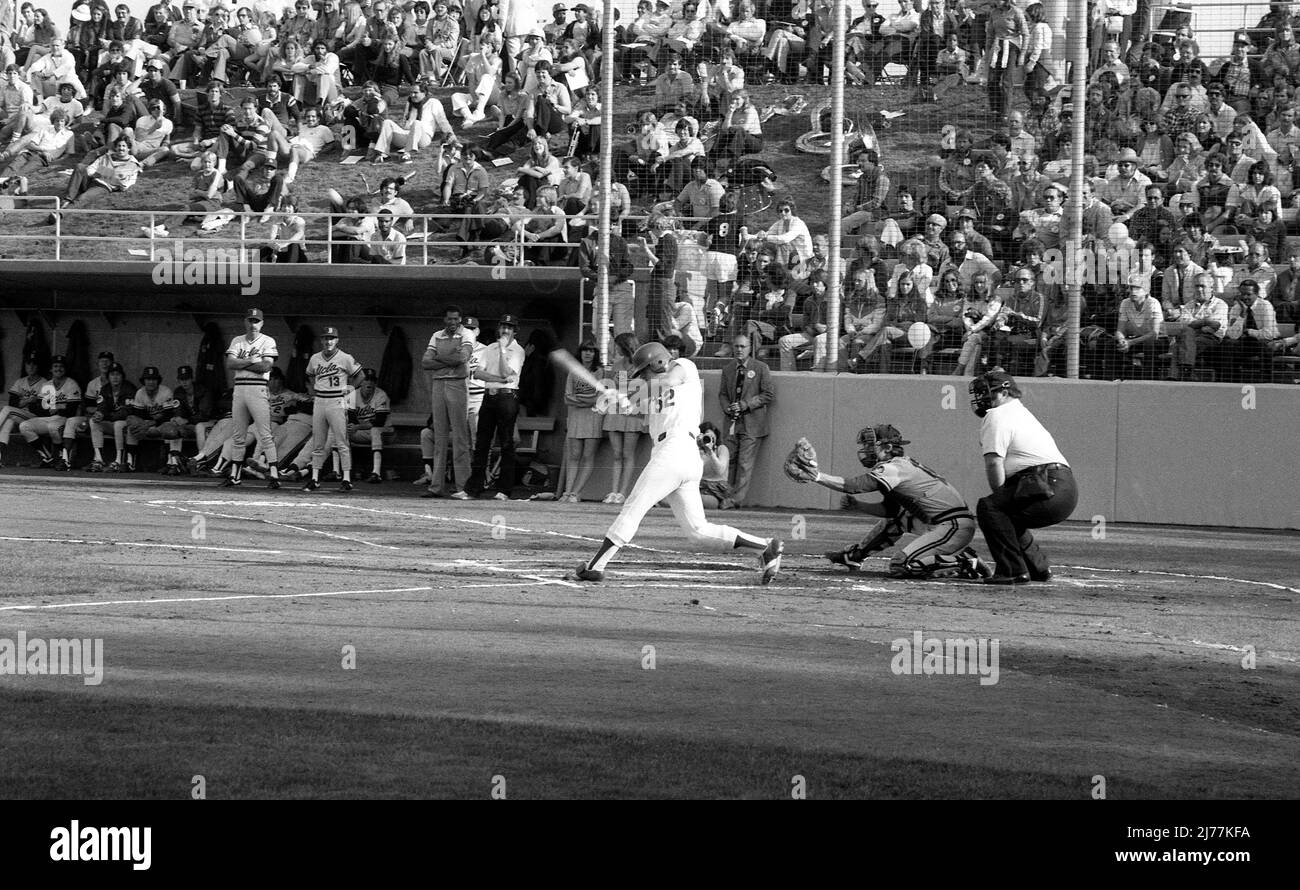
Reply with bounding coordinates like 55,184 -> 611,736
54,199 -> 61,261
422,214 -> 428,266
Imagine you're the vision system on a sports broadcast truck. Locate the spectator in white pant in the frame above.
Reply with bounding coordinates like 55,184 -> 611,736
374,81 -> 452,162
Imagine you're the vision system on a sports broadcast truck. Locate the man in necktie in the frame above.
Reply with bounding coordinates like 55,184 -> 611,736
718,333 -> 773,509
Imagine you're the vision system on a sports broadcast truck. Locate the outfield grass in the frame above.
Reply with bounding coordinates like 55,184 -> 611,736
0,77 -> 994,263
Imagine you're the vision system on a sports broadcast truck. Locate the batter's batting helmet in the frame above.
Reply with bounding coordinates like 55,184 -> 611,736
630,342 -> 672,378
857,424 -> 910,467
969,368 -> 1021,417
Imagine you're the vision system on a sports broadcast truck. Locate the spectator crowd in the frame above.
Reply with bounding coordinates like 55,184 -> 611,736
2,0 -> 1300,418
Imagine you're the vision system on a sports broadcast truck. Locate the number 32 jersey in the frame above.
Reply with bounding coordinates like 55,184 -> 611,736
647,358 -> 701,444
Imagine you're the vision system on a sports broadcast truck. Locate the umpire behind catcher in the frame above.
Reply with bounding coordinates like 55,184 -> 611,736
968,369 -> 1078,584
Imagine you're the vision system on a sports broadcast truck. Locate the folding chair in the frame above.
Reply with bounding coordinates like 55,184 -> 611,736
441,37 -> 469,87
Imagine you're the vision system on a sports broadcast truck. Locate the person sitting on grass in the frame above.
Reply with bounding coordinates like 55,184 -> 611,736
0,107 -> 74,194
53,133 -> 145,222
280,104 -> 335,184
169,81 -> 235,175
126,96 -> 173,166
231,159 -> 286,220
372,80 -> 452,163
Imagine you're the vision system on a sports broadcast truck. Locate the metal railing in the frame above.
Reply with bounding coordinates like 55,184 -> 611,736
0,203 -> 725,266
0,204 -> 616,266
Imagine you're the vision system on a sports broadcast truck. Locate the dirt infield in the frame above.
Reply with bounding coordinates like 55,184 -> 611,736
0,471 -> 1296,799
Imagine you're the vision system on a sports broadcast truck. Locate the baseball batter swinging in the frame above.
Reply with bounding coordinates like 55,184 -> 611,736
795,424 -> 993,579
566,342 -> 784,585
302,326 -> 363,493
224,308 -> 281,489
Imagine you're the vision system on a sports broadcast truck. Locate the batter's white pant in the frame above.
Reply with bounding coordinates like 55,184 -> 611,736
310,396 -> 350,473
890,515 -> 976,575
0,407 -> 36,444
606,436 -> 744,549
232,385 -> 277,463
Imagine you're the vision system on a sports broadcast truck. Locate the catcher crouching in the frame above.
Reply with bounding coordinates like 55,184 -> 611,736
784,425 -> 993,580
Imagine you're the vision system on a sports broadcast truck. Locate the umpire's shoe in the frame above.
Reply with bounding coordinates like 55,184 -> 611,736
824,549 -> 862,571
565,562 -> 604,582
760,538 -> 784,585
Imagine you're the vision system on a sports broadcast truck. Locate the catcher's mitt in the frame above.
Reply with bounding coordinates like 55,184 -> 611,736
783,437 -> 820,483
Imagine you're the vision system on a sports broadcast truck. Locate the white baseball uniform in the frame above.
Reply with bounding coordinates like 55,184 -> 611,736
605,358 -> 747,550
305,349 -> 361,473
0,373 -> 49,444
226,332 -> 280,462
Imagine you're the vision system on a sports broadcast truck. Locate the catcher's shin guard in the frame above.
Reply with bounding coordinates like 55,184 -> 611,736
847,515 -> 907,562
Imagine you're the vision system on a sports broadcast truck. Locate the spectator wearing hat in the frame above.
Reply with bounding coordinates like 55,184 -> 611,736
545,4 -> 569,45
1213,40 -> 1255,111
465,314 -> 526,500
915,214 -> 950,272
562,4 -> 600,59
139,58 -> 181,122
1101,147 -> 1150,223
955,208 -> 995,261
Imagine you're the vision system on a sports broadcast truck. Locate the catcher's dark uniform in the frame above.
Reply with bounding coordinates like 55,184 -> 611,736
840,456 -> 978,576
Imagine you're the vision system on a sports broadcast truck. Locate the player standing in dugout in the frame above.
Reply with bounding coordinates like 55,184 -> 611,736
223,309 -> 282,489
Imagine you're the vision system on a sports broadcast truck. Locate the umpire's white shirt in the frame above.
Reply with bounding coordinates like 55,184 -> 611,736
980,399 -> 1068,477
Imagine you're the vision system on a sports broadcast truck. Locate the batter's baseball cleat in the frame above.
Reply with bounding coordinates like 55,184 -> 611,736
824,549 -> 863,571
302,479 -> 320,491
339,480 -> 354,492
266,479 -> 281,490
760,538 -> 784,584
565,562 -> 604,582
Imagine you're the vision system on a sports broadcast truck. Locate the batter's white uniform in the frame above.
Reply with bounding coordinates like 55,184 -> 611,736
605,358 -> 746,550
227,332 -> 280,461
305,349 -> 361,473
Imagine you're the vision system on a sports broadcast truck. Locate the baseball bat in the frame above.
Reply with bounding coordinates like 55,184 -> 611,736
549,349 -> 630,411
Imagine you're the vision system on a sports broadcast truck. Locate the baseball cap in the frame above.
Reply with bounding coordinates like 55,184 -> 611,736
108,363 -> 125,376
463,316 -> 479,330
498,314 -> 520,328
926,213 -> 948,228
553,2 -> 567,11
141,366 -> 162,381
323,326 -> 340,338
147,58 -> 168,70
50,354 -> 67,367
572,3 -> 590,12
98,350 -> 115,360
361,368 -> 379,381
957,207 -> 978,220
177,365 -> 194,379
246,308 -> 264,321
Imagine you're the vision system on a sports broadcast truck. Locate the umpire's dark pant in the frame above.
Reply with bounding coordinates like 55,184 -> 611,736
467,390 -> 518,496
976,464 -> 1078,577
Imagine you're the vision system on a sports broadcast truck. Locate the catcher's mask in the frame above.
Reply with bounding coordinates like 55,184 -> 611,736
630,342 -> 672,378
857,424 -> 910,467
969,368 -> 1021,417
